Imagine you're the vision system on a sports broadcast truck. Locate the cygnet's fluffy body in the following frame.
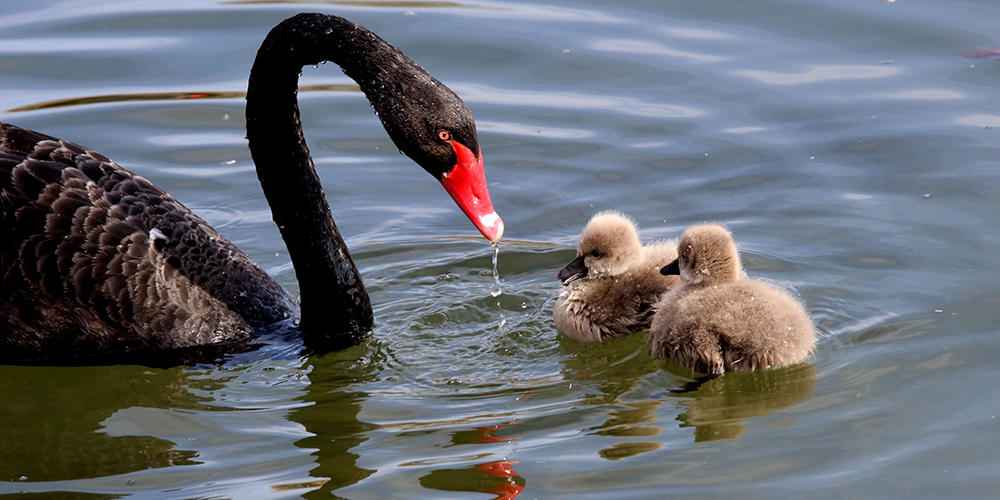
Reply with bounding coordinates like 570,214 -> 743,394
649,224 -> 815,377
554,212 -> 680,342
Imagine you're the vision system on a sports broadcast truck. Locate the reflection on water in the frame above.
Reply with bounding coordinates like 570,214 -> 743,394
558,332 -> 816,458
736,64 -> 901,86
6,84 -> 360,113
0,349 -> 386,498
420,421 -> 525,498
591,399 -> 664,460
421,460 -> 525,499
289,350 -> 382,498
672,364 -> 817,442
448,420 -> 521,446
0,365 -> 202,483
7,91 -> 242,112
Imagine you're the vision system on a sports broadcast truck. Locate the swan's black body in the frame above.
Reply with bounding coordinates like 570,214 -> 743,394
0,124 -> 295,360
0,13 -> 500,362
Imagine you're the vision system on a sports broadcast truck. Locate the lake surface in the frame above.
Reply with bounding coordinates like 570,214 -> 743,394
2,0 -> 1000,498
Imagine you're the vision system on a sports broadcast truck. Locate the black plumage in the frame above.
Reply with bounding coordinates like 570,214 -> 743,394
1,123 -> 294,360
1,13 -> 498,362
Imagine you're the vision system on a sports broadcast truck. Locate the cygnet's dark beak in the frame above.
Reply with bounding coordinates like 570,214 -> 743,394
661,259 -> 680,276
557,255 -> 588,285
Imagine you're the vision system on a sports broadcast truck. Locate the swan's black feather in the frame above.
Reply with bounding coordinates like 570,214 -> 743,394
0,123 -> 294,360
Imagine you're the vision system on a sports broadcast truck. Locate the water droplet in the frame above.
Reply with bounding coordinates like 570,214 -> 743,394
490,242 -> 503,297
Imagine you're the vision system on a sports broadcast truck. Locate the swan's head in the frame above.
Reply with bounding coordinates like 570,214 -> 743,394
436,133 -> 504,244
661,223 -> 742,286
368,69 -> 503,243
557,211 -> 642,285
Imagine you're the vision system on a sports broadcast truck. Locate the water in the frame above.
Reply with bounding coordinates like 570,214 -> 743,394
491,243 -> 503,298
2,0 -> 1000,498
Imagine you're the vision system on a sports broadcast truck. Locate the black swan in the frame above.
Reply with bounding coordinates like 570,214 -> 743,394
0,13 -> 503,362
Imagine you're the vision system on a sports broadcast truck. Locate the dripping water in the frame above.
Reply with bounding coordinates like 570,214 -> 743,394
490,242 -> 502,298
491,242 -> 506,332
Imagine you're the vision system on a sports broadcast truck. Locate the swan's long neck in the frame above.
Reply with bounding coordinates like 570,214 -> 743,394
245,14 -> 399,337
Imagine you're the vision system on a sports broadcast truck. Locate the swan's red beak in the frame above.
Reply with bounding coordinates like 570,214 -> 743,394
440,142 -> 504,243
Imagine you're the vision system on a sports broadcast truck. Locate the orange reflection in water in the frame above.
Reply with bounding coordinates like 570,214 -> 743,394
473,461 -> 525,500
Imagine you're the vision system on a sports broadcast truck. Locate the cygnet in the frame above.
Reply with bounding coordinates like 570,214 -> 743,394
649,224 -> 815,377
554,211 -> 680,342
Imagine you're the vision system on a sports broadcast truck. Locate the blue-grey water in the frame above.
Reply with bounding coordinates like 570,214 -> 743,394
2,0 -> 1000,498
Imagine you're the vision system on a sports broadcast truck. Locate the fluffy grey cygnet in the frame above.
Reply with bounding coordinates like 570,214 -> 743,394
554,211 -> 680,342
649,224 -> 815,377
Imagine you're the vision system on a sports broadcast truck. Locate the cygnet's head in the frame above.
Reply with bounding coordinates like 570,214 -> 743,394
557,211 -> 642,285
661,224 -> 741,286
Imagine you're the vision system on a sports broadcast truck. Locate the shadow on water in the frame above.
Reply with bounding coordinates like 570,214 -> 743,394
557,332 -> 817,453
668,364 -> 817,442
0,365 -> 203,484
0,327 -> 384,498
287,346 -> 381,500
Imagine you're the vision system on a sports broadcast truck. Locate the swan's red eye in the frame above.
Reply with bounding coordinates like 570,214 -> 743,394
437,130 -> 451,142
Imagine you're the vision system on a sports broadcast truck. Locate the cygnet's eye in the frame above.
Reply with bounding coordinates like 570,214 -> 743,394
591,250 -> 601,258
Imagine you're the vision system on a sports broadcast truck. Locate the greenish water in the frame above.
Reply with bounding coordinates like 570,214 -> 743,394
3,0 -> 1000,498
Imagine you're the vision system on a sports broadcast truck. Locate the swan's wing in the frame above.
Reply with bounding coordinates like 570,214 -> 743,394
0,123 -> 292,357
